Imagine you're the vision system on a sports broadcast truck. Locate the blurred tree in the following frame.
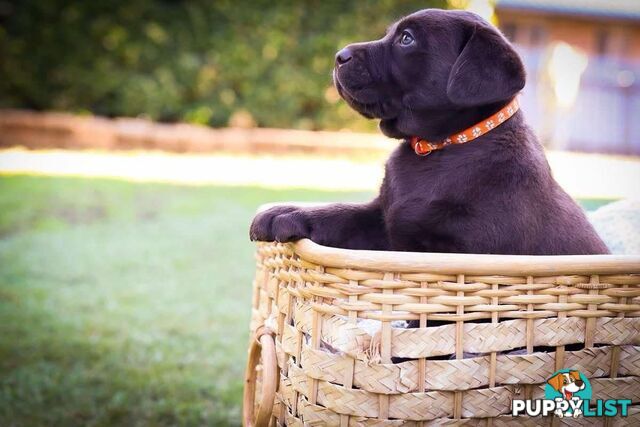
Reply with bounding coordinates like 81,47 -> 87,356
0,0 -> 445,131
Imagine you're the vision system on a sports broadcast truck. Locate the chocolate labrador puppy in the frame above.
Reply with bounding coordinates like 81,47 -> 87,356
250,9 -> 608,255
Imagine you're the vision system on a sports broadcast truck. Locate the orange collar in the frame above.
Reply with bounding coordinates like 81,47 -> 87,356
410,97 -> 520,156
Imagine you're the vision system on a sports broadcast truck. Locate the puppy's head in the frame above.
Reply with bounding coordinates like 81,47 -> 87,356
333,9 -> 525,139
547,371 -> 585,394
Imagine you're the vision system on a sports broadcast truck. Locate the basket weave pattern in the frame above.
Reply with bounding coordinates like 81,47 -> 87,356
249,241 -> 640,426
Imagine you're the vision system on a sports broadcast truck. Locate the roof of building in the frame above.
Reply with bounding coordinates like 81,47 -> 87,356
496,0 -> 640,22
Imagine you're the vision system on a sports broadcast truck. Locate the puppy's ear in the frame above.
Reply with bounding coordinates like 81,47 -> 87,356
547,374 -> 563,391
569,371 -> 581,381
446,23 -> 525,107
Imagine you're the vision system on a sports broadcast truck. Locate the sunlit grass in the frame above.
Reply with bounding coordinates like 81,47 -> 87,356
2,148 -> 639,199
0,175 -> 372,426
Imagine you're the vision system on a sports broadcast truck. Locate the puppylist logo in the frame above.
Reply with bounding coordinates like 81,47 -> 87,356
512,369 -> 632,418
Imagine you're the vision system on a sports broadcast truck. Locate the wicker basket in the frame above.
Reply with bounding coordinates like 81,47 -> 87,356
244,237 -> 640,426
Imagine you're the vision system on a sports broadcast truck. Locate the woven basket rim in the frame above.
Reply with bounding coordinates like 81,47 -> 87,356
288,239 -> 640,275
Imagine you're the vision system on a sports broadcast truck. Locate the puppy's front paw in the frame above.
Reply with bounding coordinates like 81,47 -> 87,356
249,206 -> 310,242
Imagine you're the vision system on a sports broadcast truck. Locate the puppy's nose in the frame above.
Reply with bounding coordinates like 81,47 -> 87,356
335,48 -> 353,66
575,380 -> 583,387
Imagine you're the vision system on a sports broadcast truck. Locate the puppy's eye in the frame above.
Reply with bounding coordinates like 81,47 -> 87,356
399,30 -> 414,46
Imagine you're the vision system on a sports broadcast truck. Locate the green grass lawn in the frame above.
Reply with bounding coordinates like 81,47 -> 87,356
0,174 -> 611,426
0,174 -> 371,427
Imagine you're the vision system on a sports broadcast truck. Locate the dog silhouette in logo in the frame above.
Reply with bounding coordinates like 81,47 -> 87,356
547,371 -> 585,417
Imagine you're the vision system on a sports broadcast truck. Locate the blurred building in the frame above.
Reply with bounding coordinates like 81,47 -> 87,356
495,0 -> 640,154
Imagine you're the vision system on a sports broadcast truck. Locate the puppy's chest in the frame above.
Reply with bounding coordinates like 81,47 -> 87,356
384,150 -> 457,199
382,151 -> 458,222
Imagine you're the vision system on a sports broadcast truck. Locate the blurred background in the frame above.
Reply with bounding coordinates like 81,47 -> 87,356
0,0 -> 638,426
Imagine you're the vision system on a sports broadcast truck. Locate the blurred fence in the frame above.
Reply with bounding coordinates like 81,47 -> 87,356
0,109 -> 394,156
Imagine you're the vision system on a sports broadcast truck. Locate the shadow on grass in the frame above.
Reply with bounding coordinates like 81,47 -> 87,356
0,302 -> 240,426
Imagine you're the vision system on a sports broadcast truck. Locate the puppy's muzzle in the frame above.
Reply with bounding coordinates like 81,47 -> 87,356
333,44 -> 372,90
